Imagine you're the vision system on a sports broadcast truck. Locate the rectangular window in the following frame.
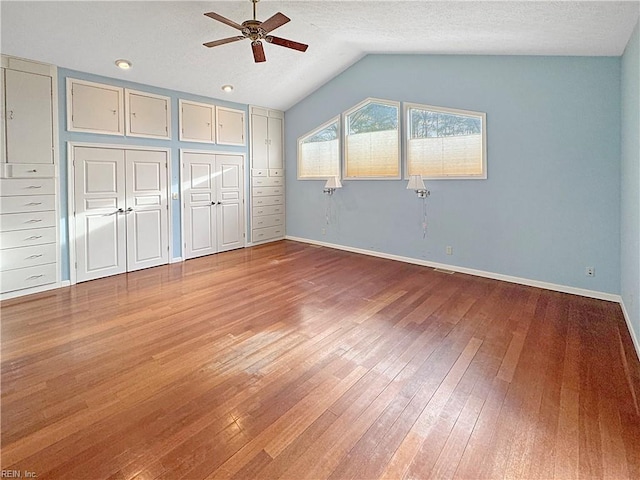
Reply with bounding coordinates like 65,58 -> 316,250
406,103 -> 486,179
344,98 -> 400,179
297,116 -> 340,179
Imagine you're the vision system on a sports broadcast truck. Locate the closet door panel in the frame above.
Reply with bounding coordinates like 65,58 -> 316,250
74,147 -> 126,282
182,152 -> 217,259
125,149 -> 169,271
216,155 -> 244,252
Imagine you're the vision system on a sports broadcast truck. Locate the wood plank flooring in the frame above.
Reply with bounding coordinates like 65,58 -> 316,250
1,240 -> 639,479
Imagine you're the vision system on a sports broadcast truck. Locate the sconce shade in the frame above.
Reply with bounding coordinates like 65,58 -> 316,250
324,176 -> 342,189
407,175 -> 426,191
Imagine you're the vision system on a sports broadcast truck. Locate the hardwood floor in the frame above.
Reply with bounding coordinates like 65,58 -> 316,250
1,240 -> 639,479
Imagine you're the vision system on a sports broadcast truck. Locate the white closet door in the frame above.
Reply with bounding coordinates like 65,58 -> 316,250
5,69 -> 53,164
216,155 -> 244,252
74,147 -> 126,282
125,150 -> 169,271
183,152 -> 217,259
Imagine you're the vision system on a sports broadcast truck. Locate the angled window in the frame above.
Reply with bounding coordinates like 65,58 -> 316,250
297,116 -> 340,179
344,98 -> 400,179
406,103 -> 486,179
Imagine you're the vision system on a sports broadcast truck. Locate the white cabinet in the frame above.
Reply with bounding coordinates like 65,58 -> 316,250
5,69 -> 54,164
68,80 -> 171,139
250,106 -> 285,244
1,55 -> 59,297
67,78 -> 124,135
250,107 -> 283,171
125,89 -> 171,139
180,100 -> 215,143
216,106 -> 245,146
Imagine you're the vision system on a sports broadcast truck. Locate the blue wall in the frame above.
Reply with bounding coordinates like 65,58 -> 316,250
621,21 -> 640,350
57,68 -> 249,280
285,54 -> 622,295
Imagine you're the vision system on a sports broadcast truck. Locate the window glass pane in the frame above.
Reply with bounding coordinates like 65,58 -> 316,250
345,100 -> 400,179
407,105 -> 485,178
298,119 -> 340,179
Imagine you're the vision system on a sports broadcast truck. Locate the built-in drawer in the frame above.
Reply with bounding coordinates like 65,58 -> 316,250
252,214 -> 284,229
0,211 -> 56,232
0,195 -> 56,214
269,169 -> 283,177
252,169 -> 268,177
0,227 -> 56,249
0,262 -> 57,293
2,164 -> 55,178
252,176 -> 283,187
252,186 -> 284,197
0,178 -> 55,196
252,225 -> 284,243
0,243 -> 57,272
252,195 -> 284,207
253,204 -> 284,217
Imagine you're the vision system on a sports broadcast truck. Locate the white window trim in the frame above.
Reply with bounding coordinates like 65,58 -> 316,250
343,97 -> 401,181
297,115 -> 341,180
404,102 -> 487,180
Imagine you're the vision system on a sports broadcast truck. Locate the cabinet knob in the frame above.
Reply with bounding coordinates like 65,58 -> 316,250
112,110 -> 117,114
9,110 -> 14,120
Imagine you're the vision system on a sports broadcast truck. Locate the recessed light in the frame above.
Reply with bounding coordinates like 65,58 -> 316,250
115,59 -> 132,70
221,84 -> 234,93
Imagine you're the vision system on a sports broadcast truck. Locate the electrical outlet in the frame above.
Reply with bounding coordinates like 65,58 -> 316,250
321,228 -> 326,235
586,267 -> 595,277
172,192 -> 178,200
446,246 -> 453,255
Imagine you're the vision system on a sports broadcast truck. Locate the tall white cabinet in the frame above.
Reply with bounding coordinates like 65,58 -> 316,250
0,55 -> 59,297
250,106 -> 285,243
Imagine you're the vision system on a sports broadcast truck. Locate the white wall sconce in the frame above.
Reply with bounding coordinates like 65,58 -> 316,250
407,175 -> 429,198
323,176 -> 342,195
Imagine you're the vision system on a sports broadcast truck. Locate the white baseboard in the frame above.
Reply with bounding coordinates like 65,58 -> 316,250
620,299 -> 640,362
285,235 -> 621,303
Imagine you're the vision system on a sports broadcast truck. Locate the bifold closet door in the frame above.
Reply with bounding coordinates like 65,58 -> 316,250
74,147 -> 168,283
182,152 -> 244,259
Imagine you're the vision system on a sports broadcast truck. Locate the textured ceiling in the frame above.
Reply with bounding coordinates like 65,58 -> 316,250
1,1 -> 638,111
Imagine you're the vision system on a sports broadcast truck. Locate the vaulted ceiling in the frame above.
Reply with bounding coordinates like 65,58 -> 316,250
2,1 -> 638,111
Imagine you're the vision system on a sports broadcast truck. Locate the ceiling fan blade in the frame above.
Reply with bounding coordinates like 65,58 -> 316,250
203,36 -> 245,48
266,35 -> 309,52
260,12 -> 290,33
252,41 -> 266,63
204,11 -> 244,31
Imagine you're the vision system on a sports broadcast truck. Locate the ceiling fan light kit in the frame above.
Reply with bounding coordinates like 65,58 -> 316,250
203,0 -> 308,63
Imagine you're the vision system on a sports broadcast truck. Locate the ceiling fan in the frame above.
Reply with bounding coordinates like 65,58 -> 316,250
203,0 -> 309,63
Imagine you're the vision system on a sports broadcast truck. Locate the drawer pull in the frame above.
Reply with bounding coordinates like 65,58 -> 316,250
27,170 -> 38,173
26,202 -> 42,206
26,254 -> 43,259
25,235 -> 43,240
26,219 -> 42,223
26,274 -> 44,280
27,185 -> 42,189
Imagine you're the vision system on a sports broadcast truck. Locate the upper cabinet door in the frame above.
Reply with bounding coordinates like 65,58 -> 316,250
250,114 -> 269,170
67,78 -> 124,135
5,69 -> 53,164
125,89 -> 171,139
267,116 -> 283,169
216,106 -> 246,146
179,100 -> 215,143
